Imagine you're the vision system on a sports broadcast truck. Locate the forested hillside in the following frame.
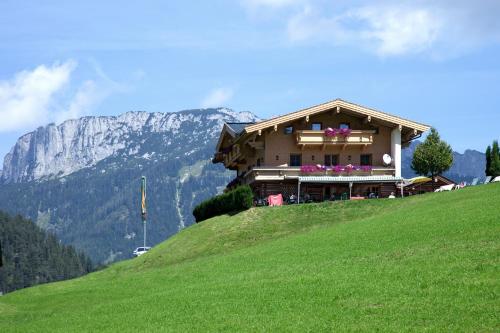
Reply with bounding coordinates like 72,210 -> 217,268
0,108 -> 255,264
0,211 -> 93,294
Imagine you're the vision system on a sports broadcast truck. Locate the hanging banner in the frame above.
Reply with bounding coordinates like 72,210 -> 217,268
141,176 -> 147,221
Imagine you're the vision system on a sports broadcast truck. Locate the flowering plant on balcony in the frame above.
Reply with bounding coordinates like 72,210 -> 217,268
360,165 -> 373,172
344,164 -> 356,173
300,164 -> 328,173
332,165 -> 344,173
338,128 -> 352,137
323,127 -> 351,138
331,165 -> 372,173
300,165 -> 319,173
324,127 -> 338,137
301,164 -> 373,174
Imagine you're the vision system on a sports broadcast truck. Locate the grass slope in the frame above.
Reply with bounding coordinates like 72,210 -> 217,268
1,184 -> 499,332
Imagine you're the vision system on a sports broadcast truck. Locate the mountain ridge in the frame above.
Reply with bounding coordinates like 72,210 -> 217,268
1,108 -> 256,183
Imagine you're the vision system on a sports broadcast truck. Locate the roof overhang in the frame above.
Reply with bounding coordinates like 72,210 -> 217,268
215,123 -> 237,152
243,99 -> 430,136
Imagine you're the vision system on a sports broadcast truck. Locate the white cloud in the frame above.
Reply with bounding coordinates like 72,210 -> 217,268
258,1 -> 500,58
0,61 -> 76,132
363,8 -> 440,56
56,79 -> 104,123
201,88 -> 234,108
0,60 -> 125,133
55,59 -> 130,123
287,5 -> 443,56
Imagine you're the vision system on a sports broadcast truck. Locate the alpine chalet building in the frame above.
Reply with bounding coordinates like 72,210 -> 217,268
213,99 -> 430,201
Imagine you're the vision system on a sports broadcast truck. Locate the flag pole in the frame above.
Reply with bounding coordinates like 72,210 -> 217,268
141,176 -> 147,248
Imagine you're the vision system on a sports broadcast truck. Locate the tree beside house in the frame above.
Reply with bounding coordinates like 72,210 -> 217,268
411,128 -> 453,188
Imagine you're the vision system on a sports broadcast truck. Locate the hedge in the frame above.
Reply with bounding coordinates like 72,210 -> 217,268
193,185 -> 253,223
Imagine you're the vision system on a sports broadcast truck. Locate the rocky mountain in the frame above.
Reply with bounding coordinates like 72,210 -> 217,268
1,108 -> 256,183
402,141 -> 486,182
0,108 -> 258,264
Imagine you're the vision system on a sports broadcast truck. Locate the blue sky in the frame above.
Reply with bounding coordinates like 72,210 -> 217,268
1,0 -> 500,162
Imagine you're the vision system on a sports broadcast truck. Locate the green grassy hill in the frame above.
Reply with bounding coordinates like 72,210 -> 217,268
1,184 -> 499,332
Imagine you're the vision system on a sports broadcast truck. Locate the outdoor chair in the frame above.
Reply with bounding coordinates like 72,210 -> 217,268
483,176 -> 492,184
255,198 -> 267,206
470,178 -> 479,186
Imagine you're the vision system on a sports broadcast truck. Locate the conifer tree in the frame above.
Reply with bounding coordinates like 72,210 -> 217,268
485,145 -> 492,177
0,211 -> 93,294
489,140 -> 500,178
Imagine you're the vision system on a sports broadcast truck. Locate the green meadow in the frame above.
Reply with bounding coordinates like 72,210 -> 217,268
1,184 -> 499,332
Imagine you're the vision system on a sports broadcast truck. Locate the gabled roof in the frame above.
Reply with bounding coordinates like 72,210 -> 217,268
243,99 -> 430,134
226,122 -> 254,135
215,122 -> 255,152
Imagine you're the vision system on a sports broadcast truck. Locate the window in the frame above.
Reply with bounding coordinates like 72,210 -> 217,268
256,158 -> 261,167
275,155 -> 279,161
324,154 -> 339,166
339,123 -> 350,129
360,154 -> 372,166
312,155 -> 315,161
311,122 -> 322,130
290,154 -> 302,167
284,126 -> 293,135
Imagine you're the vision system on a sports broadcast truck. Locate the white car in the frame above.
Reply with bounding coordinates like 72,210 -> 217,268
133,247 -> 151,257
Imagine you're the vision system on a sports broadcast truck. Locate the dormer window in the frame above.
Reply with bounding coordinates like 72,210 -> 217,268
284,126 -> 293,135
311,123 -> 322,130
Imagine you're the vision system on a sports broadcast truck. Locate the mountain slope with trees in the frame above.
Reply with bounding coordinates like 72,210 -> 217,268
0,108 -> 258,264
0,211 -> 93,294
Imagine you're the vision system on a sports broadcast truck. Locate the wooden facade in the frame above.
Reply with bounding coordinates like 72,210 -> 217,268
214,99 -> 430,200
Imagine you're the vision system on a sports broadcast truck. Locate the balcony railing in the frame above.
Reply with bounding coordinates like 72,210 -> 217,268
295,130 -> 375,146
243,165 -> 395,183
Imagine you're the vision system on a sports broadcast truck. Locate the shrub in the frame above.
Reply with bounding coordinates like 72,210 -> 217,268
193,185 -> 253,222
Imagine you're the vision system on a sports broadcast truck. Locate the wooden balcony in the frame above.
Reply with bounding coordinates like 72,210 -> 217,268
243,166 -> 395,183
295,130 -> 375,147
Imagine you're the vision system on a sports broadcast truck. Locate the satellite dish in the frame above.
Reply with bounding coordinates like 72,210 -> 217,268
383,154 -> 392,166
